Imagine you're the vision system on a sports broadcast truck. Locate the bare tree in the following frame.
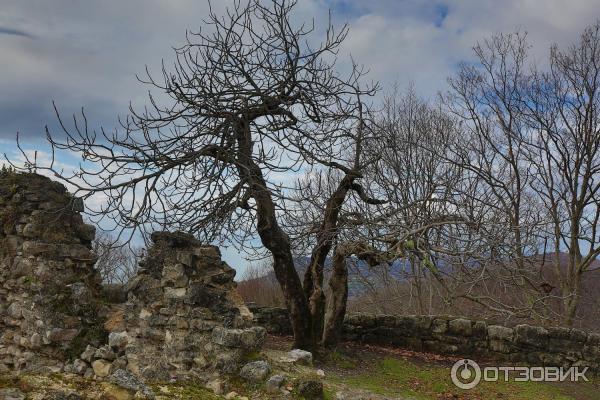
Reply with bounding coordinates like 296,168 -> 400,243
365,87 -> 467,313
237,261 -> 284,307
440,23 -> 600,326
92,232 -> 141,285
441,32 -> 553,322
289,87 -> 467,345
524,22 -> 600,325
285,100 -> 386,344
16,0 -> 375,349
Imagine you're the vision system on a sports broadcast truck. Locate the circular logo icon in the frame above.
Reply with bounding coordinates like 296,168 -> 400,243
451,359 -> 481,389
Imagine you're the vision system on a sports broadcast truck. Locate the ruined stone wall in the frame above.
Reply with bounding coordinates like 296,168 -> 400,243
88,231 -> 266,382
0,172 -> 266,386
250,306 -> 600,371
0,172 -> 103,374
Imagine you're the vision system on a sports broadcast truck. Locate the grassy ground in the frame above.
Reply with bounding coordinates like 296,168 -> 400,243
303,338 -> 600,400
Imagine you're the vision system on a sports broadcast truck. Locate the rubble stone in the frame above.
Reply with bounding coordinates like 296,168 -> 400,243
108,369 -> 155,399
239,360 -> 271,382
265,374 -> 285,393
92,359 -> 113,377
282,349 -> 313,366
298,379 -> 324,400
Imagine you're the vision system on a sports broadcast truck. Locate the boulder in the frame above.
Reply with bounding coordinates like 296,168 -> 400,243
92,359 -> 113,377
108,331 -> 129,351
72,358 -> 88,375
239,360 -> 271,382
94,345 -> 116,361
282,349 -> 313,365
265,374 -> 285,393
6,303 -> 22,319
80,345 -> 96,363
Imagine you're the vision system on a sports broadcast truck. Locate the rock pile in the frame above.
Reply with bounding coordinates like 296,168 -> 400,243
0,172 -> 103,374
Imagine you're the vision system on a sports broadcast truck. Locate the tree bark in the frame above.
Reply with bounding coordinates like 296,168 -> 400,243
322,245 -> 349,347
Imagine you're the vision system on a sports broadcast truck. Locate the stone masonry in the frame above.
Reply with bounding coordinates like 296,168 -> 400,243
251,306 -> 600,372
0,171 -> 103,374
0,172 -> 266,386
91,231 -> 266,381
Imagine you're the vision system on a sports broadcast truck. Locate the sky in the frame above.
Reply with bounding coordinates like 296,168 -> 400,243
1,0 -> 600,275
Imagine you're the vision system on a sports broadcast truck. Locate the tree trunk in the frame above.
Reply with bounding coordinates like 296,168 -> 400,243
323,245 -> 349,348
253,188 -> 313,350
563,270 -> 583,327
235,118 -> 313,350
303,174 -> 357,344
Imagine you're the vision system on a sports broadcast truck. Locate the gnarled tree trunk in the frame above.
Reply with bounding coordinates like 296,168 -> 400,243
322,245 -> 349,347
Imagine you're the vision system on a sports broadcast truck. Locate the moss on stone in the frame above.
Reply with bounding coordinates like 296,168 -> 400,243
68,324 -> 108,360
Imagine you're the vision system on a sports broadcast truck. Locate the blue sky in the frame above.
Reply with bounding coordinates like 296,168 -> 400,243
1,0 -> 599,274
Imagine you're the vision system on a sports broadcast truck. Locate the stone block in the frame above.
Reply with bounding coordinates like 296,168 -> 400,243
514,324 -> 548,348
92,359 -> 113,377
109,331 -> 129,351
161,263 -> 188,288
282,349 -> 313,365
488,325 -> 513,341
431,318 -> 448,334
211,326 -> 266,350
449,318 -> 472,336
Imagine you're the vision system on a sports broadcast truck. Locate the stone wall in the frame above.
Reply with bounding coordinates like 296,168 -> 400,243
0,172 -> 266,386
90,231 -> 266,382
250,306 -> 600,371
0,172 -> 103,374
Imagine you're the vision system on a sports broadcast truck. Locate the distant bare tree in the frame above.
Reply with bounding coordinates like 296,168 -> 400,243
523,22 -> 600,325
237,261 -> 284,307
441,23 -> 600,326
92,232 -> 141,285
365,87 -> 466,314
440,32 -> 552,322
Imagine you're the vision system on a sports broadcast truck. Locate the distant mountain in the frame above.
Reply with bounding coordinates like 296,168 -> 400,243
240,251 -> 600,299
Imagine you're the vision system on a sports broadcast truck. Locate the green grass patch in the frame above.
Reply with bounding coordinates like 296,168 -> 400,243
329,357 -> 597,400
326,351 -> 358,370
154,382 -> 222,399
